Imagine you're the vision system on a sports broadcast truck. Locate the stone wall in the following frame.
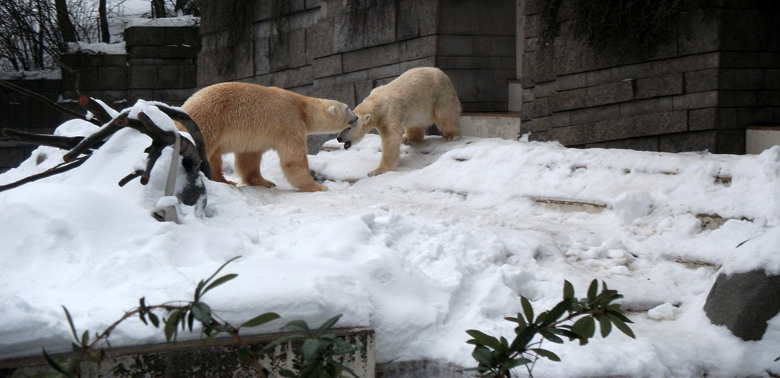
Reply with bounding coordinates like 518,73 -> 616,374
196,0 -> 516,111
520,0 -> 780,154
0,26 -> 199,173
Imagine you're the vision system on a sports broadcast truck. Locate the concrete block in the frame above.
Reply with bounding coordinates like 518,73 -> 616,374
532,97 -> 550,118
354,80 -> 374,103
678,11 -> 719,55
635,74 -> 683,99
444,70 -> 477,102
550,87 -> 588,112
314,55 -> 342,78
97,66 -> 127,90
368,63 -> 401,80
399,57 -> 435,72
587,81 -> 634,107
459,113 -> 521,140
685,69 -> 719,93
552,111 -> 571,128
766,69 -> 780,90
479,0 -> 515,35
620,97 -> 674,118
721,69 -> 765,90
125,27 -> 165,46
364,2 -> 396,47
335,70 -> 369,85
437,35 -> 473,56
333,12 -> 364,53
157,65 -> 185,88
396,0 -> 419,40
555,73 -> 587,91
672,91 -> 719,110
308,19 -> 334,58
343,43 -> 400,73
129,66 -> 157,89
254,38 -> 271,74
400,36 -> 436,62
717,129 -> 746,154
418,0 -> 437,35
438,0 -> 480,34
164,27 -> 200,47
570,104 -> 620,126
659,130 -> 717,152
532,81 -> 555,98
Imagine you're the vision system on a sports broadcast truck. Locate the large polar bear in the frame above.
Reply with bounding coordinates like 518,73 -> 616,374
336,67 -> 461,177
179,82 -> 357,192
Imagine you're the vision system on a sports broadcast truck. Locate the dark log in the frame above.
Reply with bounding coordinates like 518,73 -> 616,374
0,156 -> 89,193
63,113 -> 126,162
78,96 -> 115,124
1,129 -> 98,150
155,105 -> 212,180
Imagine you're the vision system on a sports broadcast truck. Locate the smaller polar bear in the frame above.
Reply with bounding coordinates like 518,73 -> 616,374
336,67 -> 462,177
178,82 -> 357,192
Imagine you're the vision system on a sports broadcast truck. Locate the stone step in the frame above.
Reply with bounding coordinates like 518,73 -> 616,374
458,112 -> 522,140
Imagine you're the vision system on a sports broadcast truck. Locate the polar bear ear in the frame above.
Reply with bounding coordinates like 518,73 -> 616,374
328,105 -> 337,116
364,114 -> 371,123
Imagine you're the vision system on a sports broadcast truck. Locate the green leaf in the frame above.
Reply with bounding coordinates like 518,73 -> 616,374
563,280 -> 575,299
608,313 -> 636,339
597,314 -> 612,338
546,299 -> 571,324
571,316 -> 596,343
191,302 -> 212,324
148,312 -> 160,328
42,349 -> 68,375
587,279 -> 598,302
501,357 -> 533,370
302,338 -> 321,361
62,306 -> 79,344
282,319 -> 312,334
331,360 -> 361,378
606,309 -> 633,324
80,330 -> 89,347
471,344 -> 495,365
314,314 -> 342,337
164,310 -> 181,342
531,348 -> 561,362
201,274 -> 238,298
466,330 -> 502,350
240,312 -> 281,329
538,329 -> 564,344
187,311 -> 195,332
547,327 -> 581,341
520,296 -> 534,324
202,256 -> 241,286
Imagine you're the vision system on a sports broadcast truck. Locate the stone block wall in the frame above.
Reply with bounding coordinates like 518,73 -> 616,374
520,1 -> 780,154
61,25 -> 199,107
197,0 -> 516,111
1,26 -> 199,173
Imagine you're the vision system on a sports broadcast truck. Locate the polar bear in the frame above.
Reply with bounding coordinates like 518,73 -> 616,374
336,67 -> 461,177
178,82 -> 358,192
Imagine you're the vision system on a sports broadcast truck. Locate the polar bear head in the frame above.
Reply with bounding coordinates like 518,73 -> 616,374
310,99 -> 358,134
336,101 -> 377,150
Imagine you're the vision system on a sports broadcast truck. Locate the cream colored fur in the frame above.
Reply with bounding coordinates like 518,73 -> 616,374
337,67 -> 462,177
178,82 -> 356,192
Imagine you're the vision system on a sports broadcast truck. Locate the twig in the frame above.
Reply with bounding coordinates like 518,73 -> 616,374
2,128 -> 93,150
78,96 -> 115,124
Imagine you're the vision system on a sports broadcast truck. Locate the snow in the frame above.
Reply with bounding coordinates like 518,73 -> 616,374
2,115 -> 780,377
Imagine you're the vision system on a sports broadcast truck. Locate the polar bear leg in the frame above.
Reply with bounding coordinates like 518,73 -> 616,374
402,127 -> 425,145
435,108 -> 461,142
208,150 -> 237,185
235,151 -> 276,188
278,144 -> 327,192
370,124 -> 403,177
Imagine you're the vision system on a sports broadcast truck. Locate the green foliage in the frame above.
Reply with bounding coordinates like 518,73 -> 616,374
465,279 -> 634,378
264,315 -> 360,378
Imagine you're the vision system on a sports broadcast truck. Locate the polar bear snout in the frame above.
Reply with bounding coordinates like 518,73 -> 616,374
337,127 -> 353,149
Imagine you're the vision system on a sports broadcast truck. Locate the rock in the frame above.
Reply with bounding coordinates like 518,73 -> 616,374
703,269 -> 780,341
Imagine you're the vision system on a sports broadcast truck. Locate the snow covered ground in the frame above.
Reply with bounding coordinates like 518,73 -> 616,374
2,115 -> 780,377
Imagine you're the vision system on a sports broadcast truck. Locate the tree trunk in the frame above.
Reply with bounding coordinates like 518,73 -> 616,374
54,0 -> 77,44
152,0 -> 167,18
99,0 -> 110,43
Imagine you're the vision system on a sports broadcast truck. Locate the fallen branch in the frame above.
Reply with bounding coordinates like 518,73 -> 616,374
1,129 -> 96,150
0,80 -> 100,126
